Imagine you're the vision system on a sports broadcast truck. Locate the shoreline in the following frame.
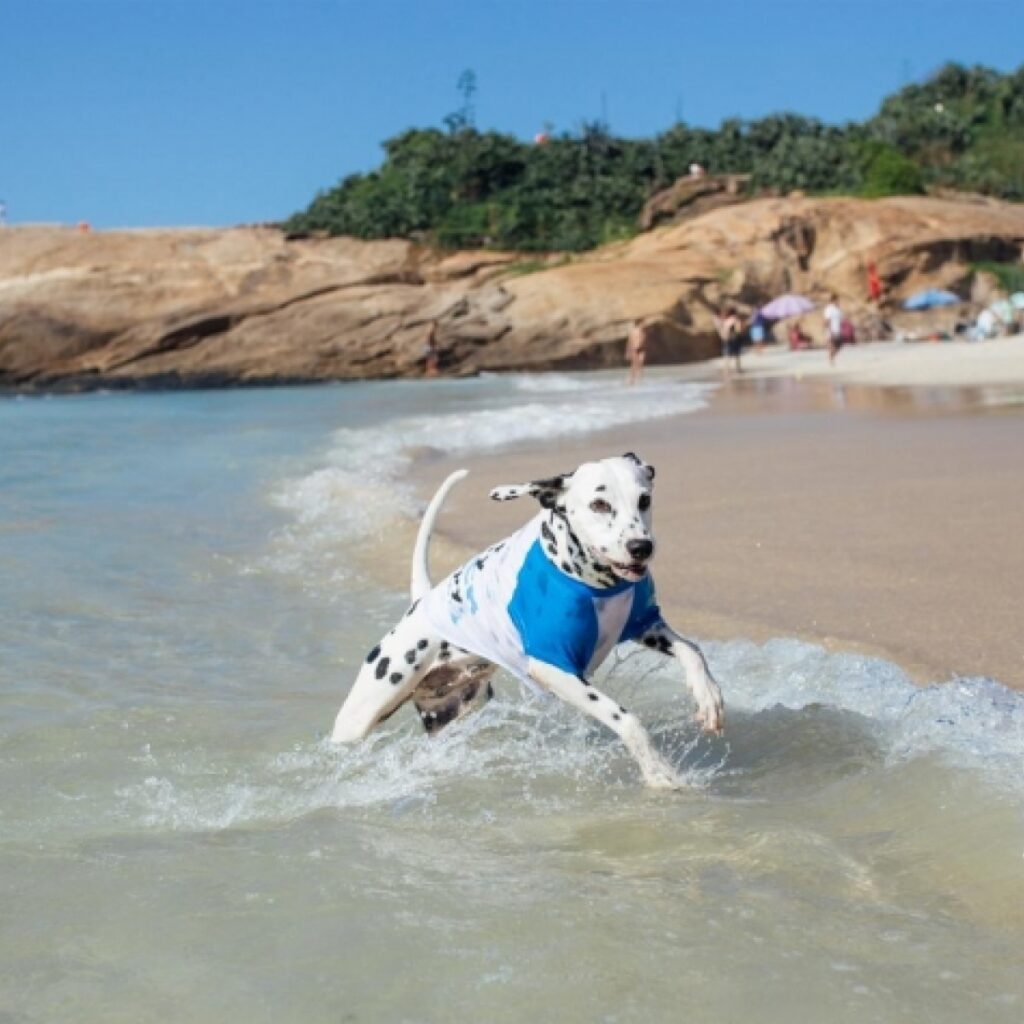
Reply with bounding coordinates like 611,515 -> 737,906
408,365 -> 1024,690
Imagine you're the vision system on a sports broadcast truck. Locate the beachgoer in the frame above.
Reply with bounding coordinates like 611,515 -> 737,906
973,308 -> 997,341
788,323 -> 812,350
423,323 -> 441,377
721,307 -> 743,374
749,310 -> 767,354
823,294 -> 843,364
626,318 -> 648,386
867,262 -> 883,305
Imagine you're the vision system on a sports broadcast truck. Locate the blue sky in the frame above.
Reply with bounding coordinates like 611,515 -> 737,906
3,0 -> 1020,228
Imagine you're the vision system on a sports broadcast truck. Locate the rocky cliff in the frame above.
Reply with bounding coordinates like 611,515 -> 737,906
2,194 -> 1023,392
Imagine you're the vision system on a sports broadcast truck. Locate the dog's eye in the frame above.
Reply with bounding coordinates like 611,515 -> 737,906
589,499 -> 612,514
638,494 -> 651,512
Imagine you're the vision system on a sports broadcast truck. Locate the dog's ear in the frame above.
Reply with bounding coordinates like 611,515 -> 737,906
490,473 -> 572,508
622,452 -> 655,482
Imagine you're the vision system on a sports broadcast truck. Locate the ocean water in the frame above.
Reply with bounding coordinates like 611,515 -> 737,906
1,372 -> 1022,1024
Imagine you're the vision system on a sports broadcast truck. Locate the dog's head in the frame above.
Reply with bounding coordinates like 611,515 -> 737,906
490,452 -> 656,582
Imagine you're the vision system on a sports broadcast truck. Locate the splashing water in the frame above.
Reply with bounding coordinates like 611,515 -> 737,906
2,378 -> 1023,1024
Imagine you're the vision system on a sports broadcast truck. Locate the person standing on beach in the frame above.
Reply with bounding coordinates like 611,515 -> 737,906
720,307 -> 743,375
749,310 -> 768,354
823,294 -> 843,365
626,318 -> 648,386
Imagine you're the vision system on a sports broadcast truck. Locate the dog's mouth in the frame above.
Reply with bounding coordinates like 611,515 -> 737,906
609,559 -> 649,580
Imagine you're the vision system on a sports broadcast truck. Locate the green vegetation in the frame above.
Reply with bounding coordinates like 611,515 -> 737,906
499,256 -> 571,278
972,261 -> 1024,294
287,62 -> 1024,251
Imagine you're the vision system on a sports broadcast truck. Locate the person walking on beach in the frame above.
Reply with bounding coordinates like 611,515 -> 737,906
625,318 -> 648,386
823,293 -> 843,365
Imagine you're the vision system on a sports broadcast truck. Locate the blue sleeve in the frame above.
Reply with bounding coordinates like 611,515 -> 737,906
619,575 -> 662,642
508,543 -> 598,675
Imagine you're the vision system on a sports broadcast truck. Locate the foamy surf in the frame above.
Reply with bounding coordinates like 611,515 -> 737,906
105,640 -> 1024,839
263,373 -> 715,583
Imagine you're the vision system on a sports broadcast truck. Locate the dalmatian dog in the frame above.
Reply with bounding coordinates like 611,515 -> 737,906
330,453 -> 724,788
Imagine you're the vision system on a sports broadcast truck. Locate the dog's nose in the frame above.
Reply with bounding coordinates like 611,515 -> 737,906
626,539 -> 653,560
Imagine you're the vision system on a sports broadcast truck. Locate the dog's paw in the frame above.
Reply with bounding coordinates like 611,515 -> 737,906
695,684 -> 725,735
642,764 -> 683,790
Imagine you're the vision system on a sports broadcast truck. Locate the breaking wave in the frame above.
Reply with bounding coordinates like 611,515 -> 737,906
262,373 -> 715,582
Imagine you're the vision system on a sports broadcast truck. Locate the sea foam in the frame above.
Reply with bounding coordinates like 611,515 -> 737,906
264,373 -> 715,581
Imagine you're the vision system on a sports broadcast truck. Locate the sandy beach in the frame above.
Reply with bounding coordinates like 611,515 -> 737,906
414,340 -> 1024,689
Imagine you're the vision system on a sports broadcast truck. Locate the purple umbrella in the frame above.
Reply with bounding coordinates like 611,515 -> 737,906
760,294 -> 816,319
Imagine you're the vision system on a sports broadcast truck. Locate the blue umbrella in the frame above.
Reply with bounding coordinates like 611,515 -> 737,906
903,288 -> 960,311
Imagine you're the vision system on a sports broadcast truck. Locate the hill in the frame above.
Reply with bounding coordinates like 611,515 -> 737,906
286,63 -> 1024,252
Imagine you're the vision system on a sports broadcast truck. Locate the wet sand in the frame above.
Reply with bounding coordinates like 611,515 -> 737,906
412,375 -> 1024,689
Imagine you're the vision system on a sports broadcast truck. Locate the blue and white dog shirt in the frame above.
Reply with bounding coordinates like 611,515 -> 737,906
420,512 -> 662,690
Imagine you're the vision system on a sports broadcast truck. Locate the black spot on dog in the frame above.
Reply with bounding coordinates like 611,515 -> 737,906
612,713 -> 621,722
451,591 -> 462,604
366,645 -> 381,664
375,657 -> 390,680
595,484 -> 606,492
561,561 -> 572,573
619,706 -> 628,714
577,675 -> 591,686
643,636 -> 658,648
405,649 -> 417,664
415,663 -> 422,672
475,558 -> 485,570
541,522 -> 556,544
546,544 -> 557,556
404,599 -> 420,618
486,682 -> 495,698
587,692 -> 599,702
390,672 -> 403,685
417,638 -> 428,650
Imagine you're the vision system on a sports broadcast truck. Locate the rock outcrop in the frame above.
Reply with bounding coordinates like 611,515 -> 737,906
2,194 -> 1023,392
637,173 -> 750,230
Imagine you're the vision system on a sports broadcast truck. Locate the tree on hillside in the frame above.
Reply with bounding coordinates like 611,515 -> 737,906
285,61 -> 1024,248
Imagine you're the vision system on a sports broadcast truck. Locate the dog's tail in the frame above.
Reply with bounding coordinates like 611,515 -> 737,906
410,469 -> 468,601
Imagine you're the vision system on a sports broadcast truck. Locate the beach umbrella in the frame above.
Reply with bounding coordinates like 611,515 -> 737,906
989,298 -> 1015,324
903,288 -> 960,310
1010,291 -> 1024,310
760,294 -> 815,319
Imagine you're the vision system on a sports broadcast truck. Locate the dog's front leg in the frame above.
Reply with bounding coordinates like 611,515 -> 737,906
527,658 -> 679,789
637,622 -> 724,734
